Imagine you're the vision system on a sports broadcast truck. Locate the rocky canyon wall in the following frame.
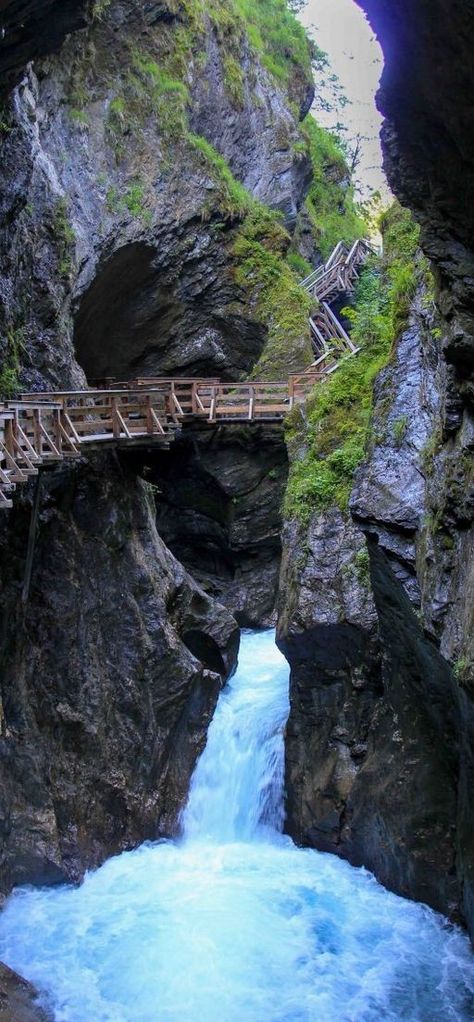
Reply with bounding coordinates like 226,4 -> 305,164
0,0 -> 318,894
278,0 -> 474,937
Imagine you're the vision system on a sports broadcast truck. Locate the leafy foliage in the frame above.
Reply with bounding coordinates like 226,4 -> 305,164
284,202 -> 422,521
301,115 -> 365,260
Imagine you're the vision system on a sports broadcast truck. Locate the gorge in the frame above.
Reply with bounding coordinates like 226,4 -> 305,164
0,0 -> 474,1018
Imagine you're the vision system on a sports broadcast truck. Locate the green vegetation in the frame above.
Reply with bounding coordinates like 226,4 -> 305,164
0,327 -> 23,400
92,0 -> 112,18
301,115 -> 365,261
187,134 -> 252,218
69,108 -> 89,126
51,198 -> 75,277
100,0 -> 313,155
106,181 -> 151,223
106,50 -> 191,156
392,414 -> 409,447
453,656 -> 474,691
232,0 -> 313,90
232,206 -> 313,379
284,202 -> 422,522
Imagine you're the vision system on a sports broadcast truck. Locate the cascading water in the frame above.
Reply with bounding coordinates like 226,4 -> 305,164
0,630 -> 473,1021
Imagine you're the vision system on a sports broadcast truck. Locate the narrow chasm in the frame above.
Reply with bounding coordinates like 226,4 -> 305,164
1,0 -> 474,1016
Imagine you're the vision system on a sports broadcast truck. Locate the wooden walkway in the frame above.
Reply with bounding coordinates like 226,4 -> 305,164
0,239 -> 372,509
301,238 -> 373,368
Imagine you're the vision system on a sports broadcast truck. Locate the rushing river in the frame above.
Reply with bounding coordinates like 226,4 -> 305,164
0,630 -> 473,1021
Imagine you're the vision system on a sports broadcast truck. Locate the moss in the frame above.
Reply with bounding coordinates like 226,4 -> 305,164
222,53 -> 246,107
392,414 -> 409,447
284,202 -> 422,522
233,0 -> 312,92
69,108 -> 89,126
342,546 -> 371,587
232,206 -> 313,378
421,426 -> 443,476
106,181 -> 151,222
0,327 -> 24,399
187,133 -> 253,218
453,657 -> 474,693
92,0 -> 112,18
51,197 -> 75,277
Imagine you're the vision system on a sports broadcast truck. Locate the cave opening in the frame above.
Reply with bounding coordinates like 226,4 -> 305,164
73,241 -> 266,385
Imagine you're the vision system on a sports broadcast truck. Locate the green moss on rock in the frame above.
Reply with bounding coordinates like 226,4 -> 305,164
284,202 -> 422,522
232,207 -> 313,379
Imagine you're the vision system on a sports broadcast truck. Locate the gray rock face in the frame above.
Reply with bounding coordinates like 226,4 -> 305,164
0,0 -> 88,99
148,421 -> 288,627
0,454 -> 239,891
0,962 -> 51,1022
358,0 -> 474,401
0,0 -> 311,390
279,298 -> 474,932
0,0 -> 309,902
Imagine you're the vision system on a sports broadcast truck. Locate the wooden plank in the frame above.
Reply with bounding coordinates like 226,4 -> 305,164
0,489 -> 13,508
39,422 -> 61,458
115,408 -> 132,439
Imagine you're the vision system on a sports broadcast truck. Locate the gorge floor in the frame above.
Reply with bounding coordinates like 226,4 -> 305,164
0,631 -> 472,1022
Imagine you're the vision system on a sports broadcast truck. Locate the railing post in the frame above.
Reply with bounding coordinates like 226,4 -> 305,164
209,387 -> 216,423
248,386 -> 254,421
146,395 -> 153,435
53,408 -> 62,455
288,376 -> 295,410
111,396 -> 120,438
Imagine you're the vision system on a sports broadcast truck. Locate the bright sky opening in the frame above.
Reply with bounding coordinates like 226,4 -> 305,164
298,0 -> 390,201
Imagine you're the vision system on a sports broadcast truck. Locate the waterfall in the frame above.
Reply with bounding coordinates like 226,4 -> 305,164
182,630 -> 289,841
0,630 -> 473,1022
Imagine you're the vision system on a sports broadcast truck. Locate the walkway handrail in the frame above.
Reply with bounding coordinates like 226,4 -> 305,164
1,236 -> 374,509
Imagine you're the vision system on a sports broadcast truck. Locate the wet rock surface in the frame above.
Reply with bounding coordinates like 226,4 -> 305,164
0,1 -> 311,389
359,0 -> 474,391
144,421 -> 288,628
279,302 -> 474,931
0,453 -> 239,891
0,962 -> 51,1022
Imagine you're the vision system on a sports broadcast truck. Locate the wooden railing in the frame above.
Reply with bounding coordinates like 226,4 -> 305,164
0,236 -> 373,509
0,376 -> 326,507
301,238 -> 372,359
0,389 -> 173,509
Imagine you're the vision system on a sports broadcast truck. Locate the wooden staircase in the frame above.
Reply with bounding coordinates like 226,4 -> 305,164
300,238 -> 373,368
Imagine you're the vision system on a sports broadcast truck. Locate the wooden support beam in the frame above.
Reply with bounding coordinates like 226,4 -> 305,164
22,473 -> 42,604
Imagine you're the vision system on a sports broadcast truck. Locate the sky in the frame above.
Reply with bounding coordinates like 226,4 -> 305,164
297,0 -> 389,200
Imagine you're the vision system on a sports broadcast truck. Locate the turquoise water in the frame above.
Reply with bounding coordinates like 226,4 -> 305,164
0,630 -> 473,1021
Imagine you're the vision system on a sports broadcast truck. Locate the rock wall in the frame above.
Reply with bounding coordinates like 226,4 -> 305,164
0,453 -> 239,890
0,0 -> 312,391
0,0 -> 312,894
278,290 -> 474,931
146,421 -> 288,627
358,0 -> 474,391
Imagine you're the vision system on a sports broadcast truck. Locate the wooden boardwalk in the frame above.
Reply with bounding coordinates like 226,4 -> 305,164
301,238 -> 372,366
0,239 -> 372,509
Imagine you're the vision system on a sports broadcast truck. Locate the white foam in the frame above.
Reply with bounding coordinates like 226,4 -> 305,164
0,631 -> 473,1021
